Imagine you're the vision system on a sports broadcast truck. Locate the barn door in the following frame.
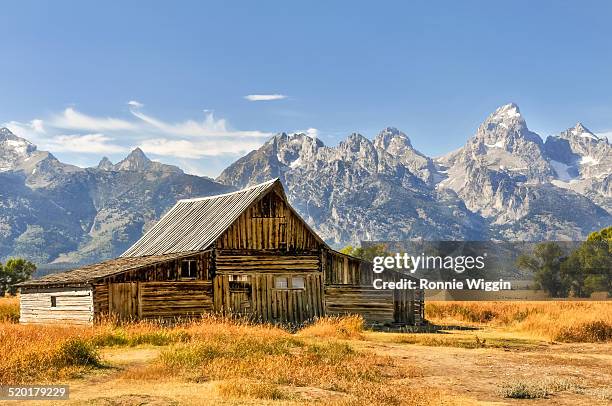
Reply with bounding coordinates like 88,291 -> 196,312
229,276 -> 252,315
108,282 -> 140,320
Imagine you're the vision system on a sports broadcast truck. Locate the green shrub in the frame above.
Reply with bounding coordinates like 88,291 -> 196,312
57,338 -> 101,367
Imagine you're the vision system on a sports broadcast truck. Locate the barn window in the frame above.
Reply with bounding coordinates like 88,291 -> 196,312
275,277 -> 288,289
180,260 -> 197,279
274,276 -> 305,290
50,296 -> 57,307
291,276 -> 305,289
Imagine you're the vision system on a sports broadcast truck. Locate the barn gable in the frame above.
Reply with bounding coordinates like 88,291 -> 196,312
216,185 -> 321,252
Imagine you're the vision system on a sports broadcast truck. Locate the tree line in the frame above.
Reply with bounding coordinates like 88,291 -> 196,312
518,226 -> 611,298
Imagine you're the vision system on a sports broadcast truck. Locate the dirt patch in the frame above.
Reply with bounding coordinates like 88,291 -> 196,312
354,339 -> 612,405
101,347 -> 161,367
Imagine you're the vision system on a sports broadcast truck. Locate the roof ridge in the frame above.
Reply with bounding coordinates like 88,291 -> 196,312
177,178 -> 279,203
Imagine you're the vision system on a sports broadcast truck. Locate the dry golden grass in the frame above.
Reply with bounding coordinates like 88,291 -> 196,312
426,301 -> 612,342
0,323 -> 101,384
149,317 -> 423,405
298,315 -> 365,339
0,295 -> 19,323
0,315 -> 423,405
2,296 -> 609,404
215,379 -> 290,401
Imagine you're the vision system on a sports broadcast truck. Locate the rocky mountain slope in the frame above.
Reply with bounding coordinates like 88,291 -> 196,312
0,129 -> 232,264
434,104 -> 610,240
219,103 -> 611,243
218,131 -> 486,244
1,103 -> 610,265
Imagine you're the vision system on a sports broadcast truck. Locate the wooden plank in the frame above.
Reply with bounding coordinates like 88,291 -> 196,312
287,287 -> 294,323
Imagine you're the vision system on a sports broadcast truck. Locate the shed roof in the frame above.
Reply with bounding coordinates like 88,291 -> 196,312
18,252 -> 196,287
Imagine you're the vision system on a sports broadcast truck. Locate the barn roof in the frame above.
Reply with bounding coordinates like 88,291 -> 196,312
121,178 -> 325,257
18,252 -> 196,287
120,179 -> 275,257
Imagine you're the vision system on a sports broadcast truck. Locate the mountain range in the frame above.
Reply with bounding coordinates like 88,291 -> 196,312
1,103 -> 610,265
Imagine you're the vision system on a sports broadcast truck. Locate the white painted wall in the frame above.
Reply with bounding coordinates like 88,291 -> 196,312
19,287 -> 94,325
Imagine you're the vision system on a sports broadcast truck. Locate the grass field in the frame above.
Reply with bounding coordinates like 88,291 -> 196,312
425,301 -> 612,342
0,297 -> 610,405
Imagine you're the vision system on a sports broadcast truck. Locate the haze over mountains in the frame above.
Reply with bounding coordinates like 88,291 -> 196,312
0,104 -> 610,265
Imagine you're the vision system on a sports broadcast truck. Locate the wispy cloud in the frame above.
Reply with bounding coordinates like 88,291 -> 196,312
4,102 -> 275,159
46,134 -> 128,154
127,100 -> 144,108
128,104 -> 269,138
5,119 -> 45,136
51,107 -> 137,132
244,94 -> 287,101
138,138 -> 263,159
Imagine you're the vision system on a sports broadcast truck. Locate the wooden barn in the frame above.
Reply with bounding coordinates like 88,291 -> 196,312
18,179 -> 424,326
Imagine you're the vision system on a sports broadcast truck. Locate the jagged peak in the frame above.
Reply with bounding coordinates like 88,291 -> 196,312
0,127 -> 29,143
115,147 -> 151,171
552,122 -> 606,144
572,122 -> 591,133
266,131 -> 324,148
128,147 -> 149,159
568,122 -> 600,140
345,132 -> 370,142
97,157 -> 114,171
487,103 -> 524,124
338,133 -> 376,155
375,127 -> 413,149
478,103 -> 527,133
471,103 -> 545,149
0,127 -> 37,158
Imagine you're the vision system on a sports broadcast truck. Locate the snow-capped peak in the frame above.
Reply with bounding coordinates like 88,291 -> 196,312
569,123 -> 600,141
0,127 -> 36,157
496,103 -> 522,119
479,103 -> 528,135
0,128 -> 45,172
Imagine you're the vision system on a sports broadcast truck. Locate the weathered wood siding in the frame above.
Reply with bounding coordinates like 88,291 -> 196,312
216,252 -> 320,273
214,252 -> 323,323
19,287 -> 94,325
91,252 -> 213,320
216,191 -> 319,251
214,273 -> 324,323
108,282 -> 139,319
324,250 -> 424,325
93,283 -> 109,316
100,252 -> 211,283
324,251 -> 363,284
93,281 -> 214,321
325,285 -> 395,324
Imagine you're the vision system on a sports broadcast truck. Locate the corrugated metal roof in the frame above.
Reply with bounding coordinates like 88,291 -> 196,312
18,252 -> 197,287
121,178 -> 281,257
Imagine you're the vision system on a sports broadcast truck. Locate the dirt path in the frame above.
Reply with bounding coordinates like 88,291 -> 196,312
355,340 -> 612,405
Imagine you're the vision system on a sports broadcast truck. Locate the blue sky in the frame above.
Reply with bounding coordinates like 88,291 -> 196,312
1,1 -> 611,176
